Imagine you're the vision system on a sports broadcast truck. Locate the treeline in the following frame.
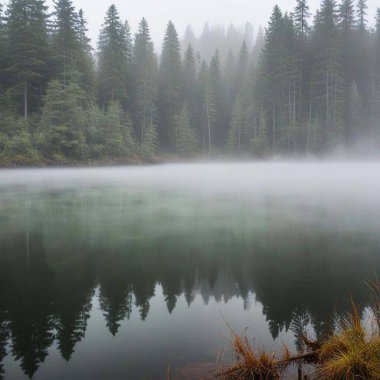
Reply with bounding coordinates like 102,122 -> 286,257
0,0 -> 380,165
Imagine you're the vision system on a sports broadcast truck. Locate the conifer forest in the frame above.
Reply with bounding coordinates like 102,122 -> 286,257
0,0 -> 380,164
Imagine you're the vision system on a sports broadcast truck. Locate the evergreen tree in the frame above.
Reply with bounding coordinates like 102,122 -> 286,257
198,61 -> 217,154
141,119 -> 158,161
311,0 -> 345,149
182,45 -> 198,126
5,0 -> 51,118
0,3 -> 6,106
339,0 -> 356,141
131,18 -> 158,145
159,21 -> 182,147
173,104 -> 198,157
209,50 -> 227,146
103,102 -> 135,158
52,0 -> 79,84
97,5 -> 129,109
227,97 -> 244,153
75,9 -> 95,95
356,0 -> 368,30
294,0 -> 311,37
39,80 -> 88,160
250,106 -> 269,157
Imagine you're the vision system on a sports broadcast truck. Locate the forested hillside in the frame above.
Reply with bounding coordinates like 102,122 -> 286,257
0,0 -> 379,165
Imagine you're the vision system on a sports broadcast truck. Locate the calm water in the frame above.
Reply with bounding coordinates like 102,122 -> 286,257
0,163 -> 379,380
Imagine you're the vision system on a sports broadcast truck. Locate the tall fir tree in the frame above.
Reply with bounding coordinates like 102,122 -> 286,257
52,0 -> 79,84
311,0 -> 345,149
131,18 -> 158,145
5,0 -> 51,118
97,5 -> 129,109
294,0 -> 311,37
182,45 -> 198,127
0,2 -> 6,107
159,21 -> 182,147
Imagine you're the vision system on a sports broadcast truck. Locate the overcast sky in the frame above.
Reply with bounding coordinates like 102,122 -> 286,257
36,0 -> 380,49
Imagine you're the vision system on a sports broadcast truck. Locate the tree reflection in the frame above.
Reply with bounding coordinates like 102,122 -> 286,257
0,227 -> 379,378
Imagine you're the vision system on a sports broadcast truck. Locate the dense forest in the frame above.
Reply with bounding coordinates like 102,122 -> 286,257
0,0 -> 380,165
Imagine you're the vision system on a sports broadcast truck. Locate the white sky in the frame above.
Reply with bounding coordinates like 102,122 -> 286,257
7,0 -> 380,49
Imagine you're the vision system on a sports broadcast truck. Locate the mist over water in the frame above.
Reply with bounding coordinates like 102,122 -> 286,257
0,162 -> 380,379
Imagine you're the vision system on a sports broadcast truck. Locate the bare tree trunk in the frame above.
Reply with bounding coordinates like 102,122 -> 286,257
24,81 -> 28,120
307,83 -> 313,154
206,89 -> 212,156
272,102 -> 276,152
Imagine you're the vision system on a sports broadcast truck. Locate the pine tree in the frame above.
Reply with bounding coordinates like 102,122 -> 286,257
131,18 -> 158,145
356,0 -> 368,31
250,106 -> 269,157
198,61 -> 217,154
103,101 -> 135,158
97,5 -> 129,108
76,9 -> 95,95
39,80 -> 88,160
141,119 -> 158,161
159,21 -> 182,147
52,0 -> 79,85
5,0 -> 51,118
209,50 -> 227,146
173,104 -> 198,157
294,0 -> 311,37
339,0 -> 356,141
311,0 -> 345,149
0,2 -> 6,106
227,97 -> 244,153
235,41 -> 250,95
182,45 -> 198,126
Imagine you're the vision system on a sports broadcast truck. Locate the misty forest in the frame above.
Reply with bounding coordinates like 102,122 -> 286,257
0,0 -> 380,164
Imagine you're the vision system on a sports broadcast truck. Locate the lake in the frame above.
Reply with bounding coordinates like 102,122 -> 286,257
0,162 -> 379,379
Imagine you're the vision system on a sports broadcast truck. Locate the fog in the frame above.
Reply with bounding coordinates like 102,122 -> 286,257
1,162 -> 380,234
37,0 -> 379,48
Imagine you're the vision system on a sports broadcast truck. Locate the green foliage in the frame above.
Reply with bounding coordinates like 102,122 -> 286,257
159,21 -> 182,146
103,102 -> 136,158
173,105 -> 198,157
5,0 -> 51,117
131,18 -> 158,145
250,107 -> 269,157
97,5 -> 129,108
39,80 -> 88,160
141,121 -> 158,162
227,97 -> 244,154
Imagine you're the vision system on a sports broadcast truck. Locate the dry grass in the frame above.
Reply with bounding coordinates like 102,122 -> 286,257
212,329 -> 287,379
212,281 -> 380,380
315,303 -> 380,380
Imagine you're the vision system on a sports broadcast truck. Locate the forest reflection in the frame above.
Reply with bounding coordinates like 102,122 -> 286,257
0,227 -> 379,379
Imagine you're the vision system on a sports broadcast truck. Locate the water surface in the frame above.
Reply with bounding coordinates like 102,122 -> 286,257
0,163 -> 379,379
